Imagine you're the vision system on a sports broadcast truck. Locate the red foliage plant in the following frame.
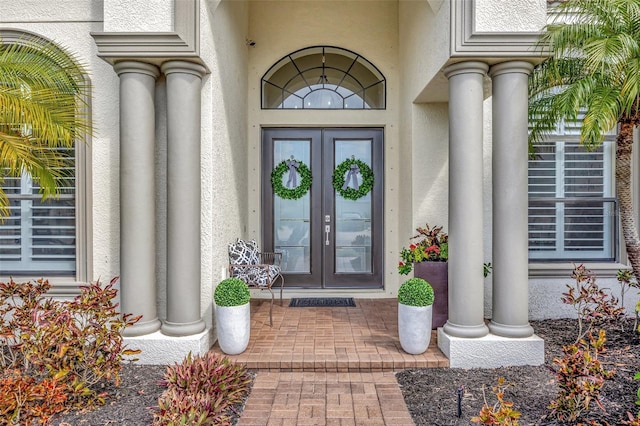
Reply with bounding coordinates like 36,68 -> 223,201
562,264 -> 625,342
153,352 -> 252,426
0,277 -> 141,424
548,329 -> 615,423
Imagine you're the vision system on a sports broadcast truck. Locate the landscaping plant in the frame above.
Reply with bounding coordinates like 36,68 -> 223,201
548,329 -> 614,423
471,377 -> 521,426
398,224 -> 448,275
621,372 -> 640,425
0,277 -> 141,424
562,264 -> 625,342
152,352 -> 252,425
617,269 -> 640,332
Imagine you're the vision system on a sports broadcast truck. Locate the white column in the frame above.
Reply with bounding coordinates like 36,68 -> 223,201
489,61 -> 535,338
113,61 -> 162,337
160,60 -> 207,337
442,61 -> 490,339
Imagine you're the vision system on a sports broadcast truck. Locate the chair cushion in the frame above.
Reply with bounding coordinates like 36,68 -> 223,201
229,239 -> 259,265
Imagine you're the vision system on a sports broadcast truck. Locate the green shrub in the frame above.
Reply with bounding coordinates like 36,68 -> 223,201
398,278 -> 434,307
152,352 -> 252,425
214,278 -> 250,307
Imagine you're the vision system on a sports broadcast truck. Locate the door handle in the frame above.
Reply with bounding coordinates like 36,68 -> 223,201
325,224 -> 330,245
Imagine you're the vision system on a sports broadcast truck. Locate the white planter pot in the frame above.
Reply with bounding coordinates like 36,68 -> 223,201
216,302 -> 250,355
398,303 -> 433,355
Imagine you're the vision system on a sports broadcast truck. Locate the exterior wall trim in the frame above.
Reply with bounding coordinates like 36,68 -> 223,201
91,0 -> 201,65
529,262 -> 630,278
451,0 -> 544,57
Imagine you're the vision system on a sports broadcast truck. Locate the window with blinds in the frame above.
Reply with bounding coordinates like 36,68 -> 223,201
0,148 -> 76,275
528,117 -> 617,261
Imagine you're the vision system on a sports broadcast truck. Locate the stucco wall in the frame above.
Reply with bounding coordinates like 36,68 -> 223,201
474,0 -> 546,33
246,0 -> 402,297
103,0 -> 173,32
398,0 -> 450,103
200,0 -> 250,325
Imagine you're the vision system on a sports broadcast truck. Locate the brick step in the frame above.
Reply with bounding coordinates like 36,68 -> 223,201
213,344 -> 447,372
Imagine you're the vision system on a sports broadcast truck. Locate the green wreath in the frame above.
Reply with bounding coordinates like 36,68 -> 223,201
332,157 -> 374,200
271,159 -> 312,200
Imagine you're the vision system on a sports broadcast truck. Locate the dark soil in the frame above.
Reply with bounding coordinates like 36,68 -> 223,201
397,319 -> 640,425
51,319 -> 640,425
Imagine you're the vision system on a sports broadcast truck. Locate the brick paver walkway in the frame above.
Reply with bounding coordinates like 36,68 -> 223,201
211,298 -> 448,425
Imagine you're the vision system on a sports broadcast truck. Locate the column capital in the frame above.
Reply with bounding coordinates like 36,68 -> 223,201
444,61 -> 489,79
113,60 -> 160,78
161,60 -> 207,78
489,61 -> 534,78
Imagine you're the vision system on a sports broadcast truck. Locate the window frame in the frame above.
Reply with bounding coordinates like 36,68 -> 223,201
528,118 -> 618,263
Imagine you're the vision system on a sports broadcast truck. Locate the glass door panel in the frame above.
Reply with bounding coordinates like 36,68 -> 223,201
273,140 -> 311,273
334,140 -> 372,273
323,129 -> 383,288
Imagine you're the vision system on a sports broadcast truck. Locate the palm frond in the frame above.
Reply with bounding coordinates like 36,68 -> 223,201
529,0 -> 640,148
0,36 -> 91,218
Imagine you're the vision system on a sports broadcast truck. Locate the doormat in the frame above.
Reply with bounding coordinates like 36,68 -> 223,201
289,297 -> 356,308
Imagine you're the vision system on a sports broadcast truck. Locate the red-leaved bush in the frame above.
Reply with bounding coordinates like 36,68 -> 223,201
548,329 -> 614,423
0,277 -> 140,424
153,352 -> 252,426
562,264 -> 625,342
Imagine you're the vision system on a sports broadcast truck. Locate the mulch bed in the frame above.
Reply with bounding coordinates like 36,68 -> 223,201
51,318 -> 640,425
397,318 -> 640,425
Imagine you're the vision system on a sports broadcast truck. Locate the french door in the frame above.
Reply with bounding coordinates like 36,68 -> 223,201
262,128 -> 384,289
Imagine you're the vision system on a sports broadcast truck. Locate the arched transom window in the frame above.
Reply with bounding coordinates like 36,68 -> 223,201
261,46 -> 385,109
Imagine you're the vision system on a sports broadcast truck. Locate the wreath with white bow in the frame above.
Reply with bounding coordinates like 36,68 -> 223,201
332,157 -> 374,200
271,157 -> 312,200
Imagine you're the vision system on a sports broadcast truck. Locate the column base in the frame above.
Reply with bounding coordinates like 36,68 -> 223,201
489,320 -> 535,338
442,320 -> 489,338
161,318 -> 206,337
123,327 -> 214,365
123,317 -> 162,337
437,327 -> 544,368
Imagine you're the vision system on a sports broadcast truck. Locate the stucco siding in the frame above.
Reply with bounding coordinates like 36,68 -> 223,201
104,0 -> 173,32
474,0 -> 546,33
0,0 -> 102,22
201,0 -> 250,324
399,0 -> 451,103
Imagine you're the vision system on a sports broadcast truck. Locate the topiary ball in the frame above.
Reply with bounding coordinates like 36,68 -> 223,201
398,277 -> 435,307
214,278 -> 250,307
